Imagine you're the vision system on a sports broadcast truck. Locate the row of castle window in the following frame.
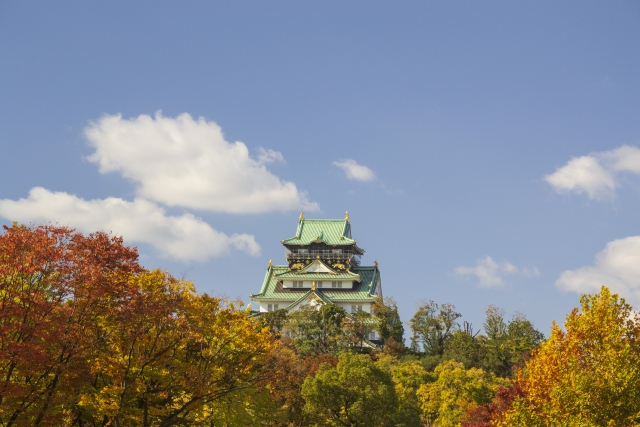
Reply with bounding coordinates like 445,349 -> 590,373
268,303 -> 368,315
292,281 -> 343,288
295,249 -> 343,254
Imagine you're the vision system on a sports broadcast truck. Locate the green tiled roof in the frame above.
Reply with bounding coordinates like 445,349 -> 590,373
283,219 -> 362,248
251,265 -> 380,303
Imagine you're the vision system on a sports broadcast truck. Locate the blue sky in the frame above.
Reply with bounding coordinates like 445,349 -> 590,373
1,1 -> 640,336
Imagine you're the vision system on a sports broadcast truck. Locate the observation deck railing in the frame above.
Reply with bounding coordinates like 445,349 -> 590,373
285,249 -> 361,266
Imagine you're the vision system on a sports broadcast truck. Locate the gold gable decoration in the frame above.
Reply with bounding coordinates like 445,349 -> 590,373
290,262 -> 305,271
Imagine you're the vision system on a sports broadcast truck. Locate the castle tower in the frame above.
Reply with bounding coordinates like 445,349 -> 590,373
250,212 -> 383,319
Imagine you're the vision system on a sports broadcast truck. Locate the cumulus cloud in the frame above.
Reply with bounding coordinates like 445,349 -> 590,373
455,256 -> 540,288
85,112 -> 317,214
556,235 -> 640,308
333,159 -> 376,182
544,145 -> 640,200
0,187 -> 260,262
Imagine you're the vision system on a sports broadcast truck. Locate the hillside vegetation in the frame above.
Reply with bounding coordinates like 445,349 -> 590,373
0,225 -> 638,426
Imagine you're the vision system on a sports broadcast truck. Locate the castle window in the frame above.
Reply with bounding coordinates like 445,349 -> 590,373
350,304 -> 363,313
332,281 -> 342,288
369,332 -> 376,340
293,281 -> 303,288
317,281 -> 323,288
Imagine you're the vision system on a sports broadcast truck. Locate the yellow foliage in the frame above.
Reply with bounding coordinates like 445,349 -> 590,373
77,269 -> 275,426
501,287 -> 640,426
417,360 -> 507,427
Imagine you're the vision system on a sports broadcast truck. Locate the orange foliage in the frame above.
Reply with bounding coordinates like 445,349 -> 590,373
501,287 -> 640,426
0,224 -> 140,426
0,224 -> 275,426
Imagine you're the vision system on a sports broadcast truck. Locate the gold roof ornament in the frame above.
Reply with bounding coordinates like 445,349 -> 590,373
311,281 -> 316,291
268,259 -> 273,268
345,211 -> 349,221
374,260 -> 379,268
299,211 -> 305,222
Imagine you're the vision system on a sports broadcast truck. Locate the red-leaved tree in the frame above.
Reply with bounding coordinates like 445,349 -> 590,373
0,224 -> 140,426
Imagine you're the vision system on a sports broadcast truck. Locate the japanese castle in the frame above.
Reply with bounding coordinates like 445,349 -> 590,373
250,212 -> 383,320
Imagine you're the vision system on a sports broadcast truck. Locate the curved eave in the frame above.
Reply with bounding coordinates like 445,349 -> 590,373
252,264 -> 276,297
353,245 -> 366,254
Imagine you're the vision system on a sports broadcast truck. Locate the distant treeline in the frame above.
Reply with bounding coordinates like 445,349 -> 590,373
0,225 -> 639,426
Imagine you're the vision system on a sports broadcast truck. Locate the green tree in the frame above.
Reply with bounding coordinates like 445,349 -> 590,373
264,308 -> 289,337
410,301 -> 461,357
302,353 -> 399,427
286,304 -> 348,356
343,308 -> 375,350
443,330 -> 485,370
482,306 -> 544,377
373,297 -> 405,349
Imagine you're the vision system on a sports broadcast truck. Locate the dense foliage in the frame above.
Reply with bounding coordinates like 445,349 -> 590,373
0,225 -> 273,426
1,224 -> 638,426
499,287 -> 640,426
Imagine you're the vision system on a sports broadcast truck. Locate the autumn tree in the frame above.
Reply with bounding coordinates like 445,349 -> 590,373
501,287 -> 640,426
302,352 -> 399,427
254,344 -> 340,427
460,385 -> 523,427
376,355 -> 431,427
76,277 -> 275,426
0,224 -> 276,427
417,360 -> 507,427
0,224 -> 140,426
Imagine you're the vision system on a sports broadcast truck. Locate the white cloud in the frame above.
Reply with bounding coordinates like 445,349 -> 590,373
556,236 -> 640,308
0,187 -> 260,262
333,159 -> 376,182
455,256 -> 540,288
85,112 -> 317,214
601,145 -> 640,174
256,147 -> 285,165
544,156 -> 616,200
544,145 -> 640,200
